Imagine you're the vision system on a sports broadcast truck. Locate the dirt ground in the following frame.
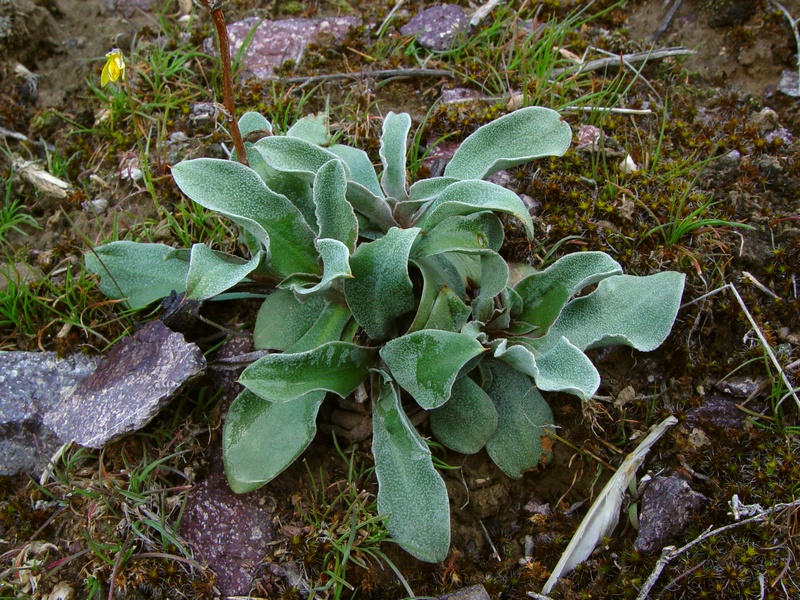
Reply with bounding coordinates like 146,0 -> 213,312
1,0 -> 800,598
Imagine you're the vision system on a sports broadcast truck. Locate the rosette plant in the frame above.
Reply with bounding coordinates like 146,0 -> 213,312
87,107 -> 685,562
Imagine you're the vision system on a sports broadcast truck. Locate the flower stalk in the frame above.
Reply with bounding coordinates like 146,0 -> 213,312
198,0 -> 248,166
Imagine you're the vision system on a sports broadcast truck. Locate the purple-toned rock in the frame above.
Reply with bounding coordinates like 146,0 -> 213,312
440,87 -> 486,104
0,352 -> 100,476
204,16 -> 361,80
181,463 -> 276,596
685,393 -> 746,430
400,5 -> 470,51
44,321 -> 205,448
634,475 -> 707,554
105,0 -> 154,18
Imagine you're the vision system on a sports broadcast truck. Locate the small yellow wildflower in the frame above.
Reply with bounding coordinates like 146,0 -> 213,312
101,49 -> 126,87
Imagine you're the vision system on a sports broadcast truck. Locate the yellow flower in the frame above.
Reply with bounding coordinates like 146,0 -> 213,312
101,49 -> 125,87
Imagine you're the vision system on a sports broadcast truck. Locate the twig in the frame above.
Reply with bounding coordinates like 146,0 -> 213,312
197,0 -> 247,166
471,0 -> 504,27
635,498 -> 800,600
591,47 -> 662,104
653,0 -> 683,42
478,519 -> 501,562
550,47 -> 695,77
769,0 -> 800,96
561,107 -> 653,114
742,271 -> 780,300
270,68 -> 454,85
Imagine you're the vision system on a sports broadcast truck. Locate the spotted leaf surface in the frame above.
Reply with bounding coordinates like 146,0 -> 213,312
171,158 -> 319,277
223,390 -> 325,493
85,242 -> 188,309
430,376 -> 498,454
444,106 -> 572,180
343,227 -> 420,340
314,160 -> 358,252
533,272 -> 686,353
372,373 -> 450,563
252,289 -> 328,351
419,179 -> 534,238
380,330 -> 485,409
379,111 -> 411,201
240,341 -> 375,402
483,359 -> 555,478
514,251 -> 622,335
185,244 -> 263,301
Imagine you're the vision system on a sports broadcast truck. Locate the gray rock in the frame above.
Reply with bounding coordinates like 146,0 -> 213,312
204,16 -> 361,80
400,5 -> 470,51
44,321 -> 205,448
438,585 -> 491,600
634,475 -> 707,554
0,351 -> 100,476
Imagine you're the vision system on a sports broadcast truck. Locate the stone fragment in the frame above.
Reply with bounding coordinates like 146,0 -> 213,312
778,70 -> 800,97
685,393 -> 746,430
181,463 -> 276,596
45,321 -> 205,448
438,585 -> 491,600
714,377 -> 763,398
440,87 -> 486,104
204,16 -> 360,80
0,352 -> 100,476
634,475 -> 707,554
400,5 -> 470,51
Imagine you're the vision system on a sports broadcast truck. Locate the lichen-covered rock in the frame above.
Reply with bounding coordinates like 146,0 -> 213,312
400,5 -> 470,51
44,321 -> 205,448
204,16 -> 360,80
0,351 -> 100,476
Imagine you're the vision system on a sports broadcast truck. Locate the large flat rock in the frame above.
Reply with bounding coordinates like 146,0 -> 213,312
44,321 -> 205,448
0,351 -> 100,476
204,16 -> 360,80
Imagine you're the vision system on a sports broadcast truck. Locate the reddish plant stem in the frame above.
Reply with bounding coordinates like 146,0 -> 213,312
200,0 -> 248,166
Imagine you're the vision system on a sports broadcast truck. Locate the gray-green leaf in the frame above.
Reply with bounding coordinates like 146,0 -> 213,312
238,111 -> 272,136
483,359 -> 555,478
171,158 -> 319,277
372,373 -> 450,563
533,272 -> 686,353
223,390 -> 325,493
85,242 -> 189,309
430,376 -> 498,454
412,212 -> 504,258
329,144 -> 383,198
380,330 -> 485,409
251,136 -> 341,181
444,106 -> 572,180
344,227 -> 420,340
253,289 -> 328,351
314,160 -> 358,252
286,112 -> 330,145
419,179 -> 534,238
240,341 -> 375,402
514,251 -> 622,335
380,112 -> 411,201
185,244 -> 263,301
